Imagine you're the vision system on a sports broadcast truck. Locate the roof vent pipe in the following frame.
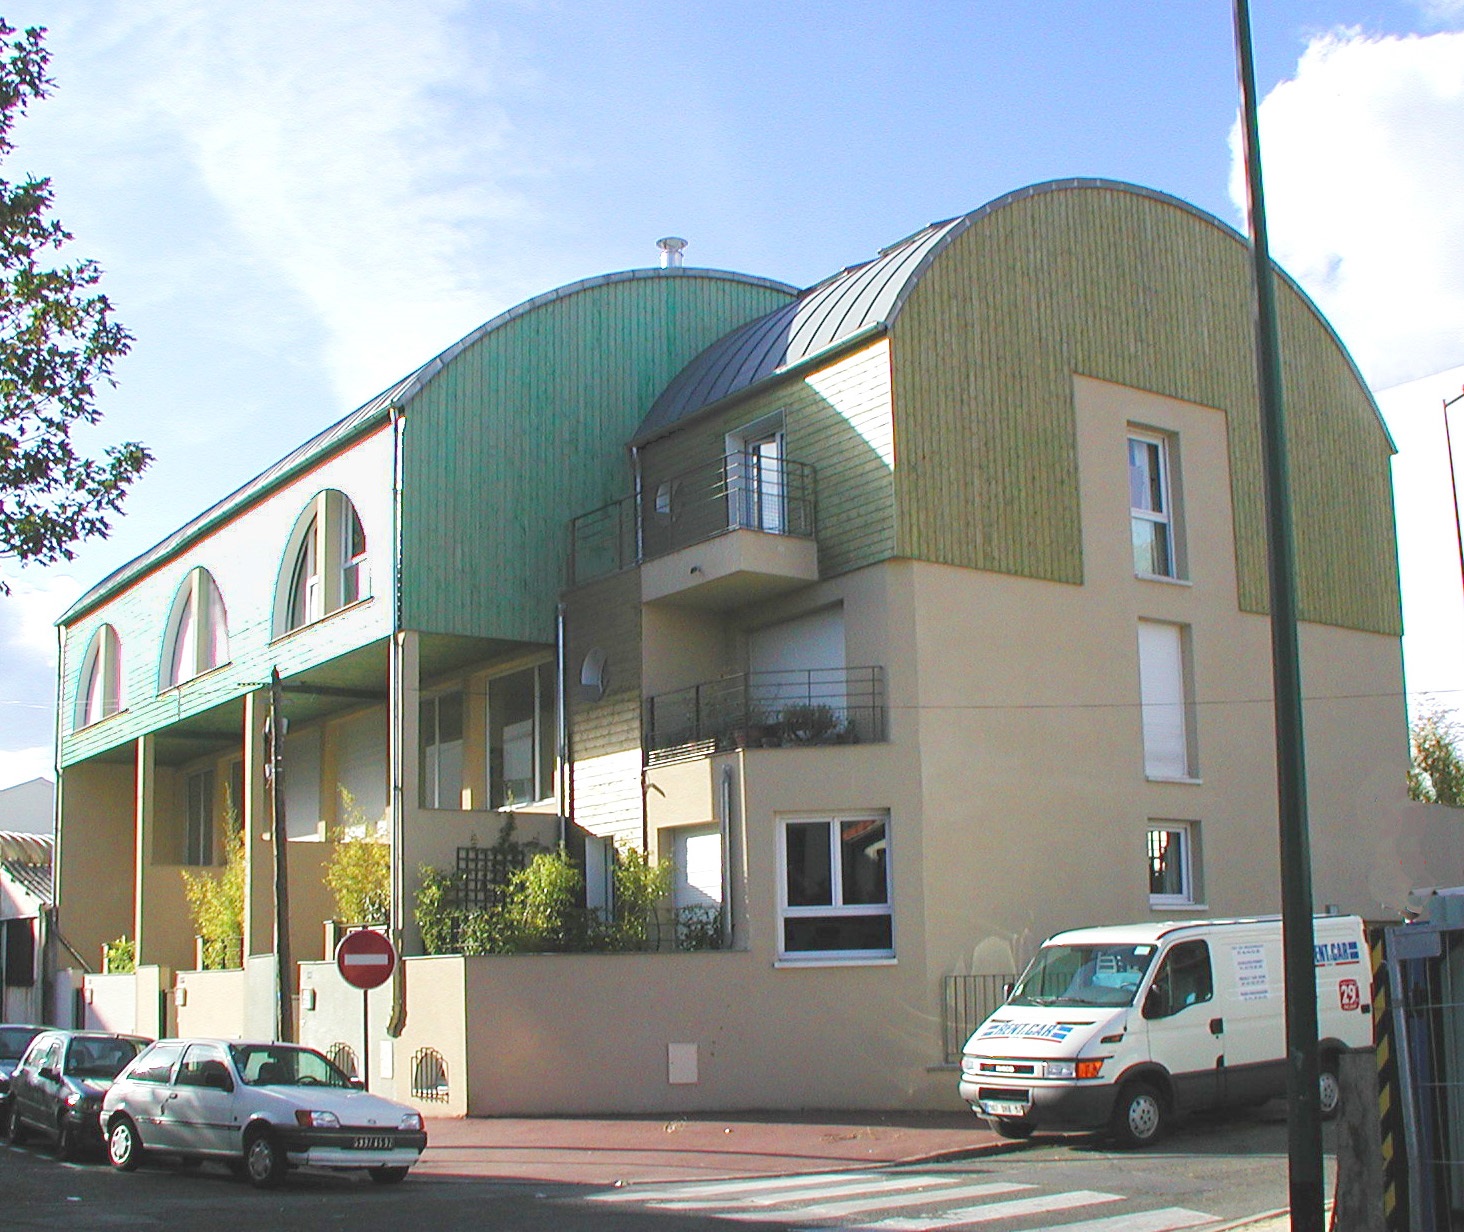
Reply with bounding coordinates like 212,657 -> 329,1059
657,236 -> 687,268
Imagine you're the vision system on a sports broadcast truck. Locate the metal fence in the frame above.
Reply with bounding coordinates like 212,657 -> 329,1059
1385,912 -> 1464,1232
644,667 -> 886,764
940,974 -> 1015,1065
568,453 -> 817,587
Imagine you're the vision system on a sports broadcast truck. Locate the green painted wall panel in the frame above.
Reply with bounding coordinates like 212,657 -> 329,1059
890,186 -> 1400,636
401,276 -> 793,642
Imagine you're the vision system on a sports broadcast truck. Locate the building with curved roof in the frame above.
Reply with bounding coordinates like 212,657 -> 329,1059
52,182 -> 1421,1117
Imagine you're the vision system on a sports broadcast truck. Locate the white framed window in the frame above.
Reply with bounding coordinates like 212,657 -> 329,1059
1129,430 -> 1181,578
420,690 -> 464,810
185,767 -> 215,866
162,568 -> 229,688
76,623 -> 123,728
727,414 -> 786,534
779,812 -> 892,959
1137,620 -> 1196,780
487,662 -> 556,809
276,491 -> 369,635
1147,821 -> 1201,907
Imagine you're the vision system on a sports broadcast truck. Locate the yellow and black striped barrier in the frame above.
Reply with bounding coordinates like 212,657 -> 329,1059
1371,931 -> 1408,1232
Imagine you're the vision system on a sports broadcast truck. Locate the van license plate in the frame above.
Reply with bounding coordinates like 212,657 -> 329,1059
351,1136 -> 394,1150
980,1100 -> 1027,1118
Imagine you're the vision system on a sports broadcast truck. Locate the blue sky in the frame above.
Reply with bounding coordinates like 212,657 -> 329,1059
1,0 -> 1462,786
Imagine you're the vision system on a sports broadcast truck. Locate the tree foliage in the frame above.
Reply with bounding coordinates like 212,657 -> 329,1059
0,22 -> 147,577
1409,705 -> 1464,807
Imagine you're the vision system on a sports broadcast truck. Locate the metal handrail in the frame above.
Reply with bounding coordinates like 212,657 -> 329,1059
569,453 -> 817,587
645,666 -> 885,762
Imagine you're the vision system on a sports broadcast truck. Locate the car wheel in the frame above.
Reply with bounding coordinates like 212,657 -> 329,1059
1111,1080 -> 1167,1148
56,1117 -> 79,1162
1319,1062 -> 1341,1120
368,1166 -> 409,1185
7,1107 -> 28,1146
986,1116 -> 1034,1140
244,1130 -> 286,1189
107,1116 -> 143,1171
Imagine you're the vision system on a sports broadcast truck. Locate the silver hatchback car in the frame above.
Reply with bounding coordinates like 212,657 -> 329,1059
101,1039 -> 427,1187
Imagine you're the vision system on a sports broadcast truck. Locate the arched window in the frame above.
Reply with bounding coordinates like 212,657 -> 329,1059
76,624 -> 123,727
162,568 -> 229,688
276,491 -> 369,635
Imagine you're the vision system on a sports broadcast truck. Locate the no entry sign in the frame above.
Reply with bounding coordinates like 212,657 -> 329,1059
335,929 -> 396,990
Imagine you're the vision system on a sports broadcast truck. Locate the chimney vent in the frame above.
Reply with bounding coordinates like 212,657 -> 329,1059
657,236 -> 688,268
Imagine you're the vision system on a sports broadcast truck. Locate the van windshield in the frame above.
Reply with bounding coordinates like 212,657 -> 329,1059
1009,943 -> 1156,1007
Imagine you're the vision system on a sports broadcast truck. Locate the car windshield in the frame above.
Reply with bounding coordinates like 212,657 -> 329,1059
65,1037 -> 145,1079
1008,943 -> 1157,1008
229,1044 -> 353,1088
0,1026 -> 40,1061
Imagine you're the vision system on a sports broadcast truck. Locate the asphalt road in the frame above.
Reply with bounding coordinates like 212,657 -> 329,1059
1,1110 -> 1327,1232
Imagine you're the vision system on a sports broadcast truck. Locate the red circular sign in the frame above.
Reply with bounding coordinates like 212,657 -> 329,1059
335,929 -> 397,990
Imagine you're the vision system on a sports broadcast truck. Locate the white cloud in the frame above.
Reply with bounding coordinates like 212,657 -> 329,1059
37,0 -> 547,408
0,746 -> 54,791
1230,29 -> 1464,388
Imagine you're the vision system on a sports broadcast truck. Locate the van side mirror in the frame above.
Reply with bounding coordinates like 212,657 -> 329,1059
1001,982 -> 1014,1001
1142,986 -> 1167,1020
39,1065 -> 59,1082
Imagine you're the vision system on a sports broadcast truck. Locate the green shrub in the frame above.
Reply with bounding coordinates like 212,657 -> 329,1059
181,822 -> 245,969
103,935 -> 135,974
324,789 -> 390,924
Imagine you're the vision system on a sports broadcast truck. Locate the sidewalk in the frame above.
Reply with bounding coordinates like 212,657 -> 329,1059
416,1111 -> 1007,1186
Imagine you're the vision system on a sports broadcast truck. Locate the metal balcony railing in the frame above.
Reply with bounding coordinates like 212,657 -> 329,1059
644,666 -> 885,764
568,453 -> 817,587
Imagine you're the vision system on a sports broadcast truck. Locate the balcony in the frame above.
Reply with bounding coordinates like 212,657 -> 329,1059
644,667 -> 886,765
569,454 -> 819,606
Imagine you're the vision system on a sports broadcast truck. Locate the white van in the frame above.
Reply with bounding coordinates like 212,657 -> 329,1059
957,914 -> 1371,1146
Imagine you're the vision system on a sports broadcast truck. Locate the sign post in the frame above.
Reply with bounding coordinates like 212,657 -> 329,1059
334,928 -> 397,1090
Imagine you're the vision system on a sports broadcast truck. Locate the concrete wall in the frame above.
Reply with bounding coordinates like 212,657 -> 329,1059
175,968 -> 247,1038
55,760 -> 135,971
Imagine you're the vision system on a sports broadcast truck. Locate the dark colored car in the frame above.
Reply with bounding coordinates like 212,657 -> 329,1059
0,1023 -> 45,1133
7,1029 -> 150,1159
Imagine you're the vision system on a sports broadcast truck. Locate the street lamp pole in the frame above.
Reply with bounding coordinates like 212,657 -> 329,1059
1232,5 -> 1323,1231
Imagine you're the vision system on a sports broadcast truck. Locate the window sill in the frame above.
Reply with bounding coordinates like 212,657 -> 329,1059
1149,900 -> 1208,912
773,956 -> 897,969
270,595 -> 375,646
1145,774 -> 1202,786
74,707 -> 131,734
1135,573 -> 1192,587
159,661 -> 234,695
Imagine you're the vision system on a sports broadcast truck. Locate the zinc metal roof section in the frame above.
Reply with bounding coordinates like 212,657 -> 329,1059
636,217 -> 966,443
61,266 -> 797,625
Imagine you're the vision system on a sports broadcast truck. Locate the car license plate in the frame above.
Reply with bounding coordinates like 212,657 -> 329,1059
980,1100 -> 1028,1118
351,1135 -> 394,1150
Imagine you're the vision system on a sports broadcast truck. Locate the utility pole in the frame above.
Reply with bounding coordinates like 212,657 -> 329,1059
267,668 -> 294,1043
1232,5 -> 1323,1230
1443,389 -> 1464,607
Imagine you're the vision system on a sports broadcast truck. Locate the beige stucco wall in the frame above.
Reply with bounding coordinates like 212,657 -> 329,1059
56,759 -> 136,970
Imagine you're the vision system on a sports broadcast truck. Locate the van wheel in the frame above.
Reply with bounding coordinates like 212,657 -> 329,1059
1111,1080 -> 1166,1148
369,1166 -> 409,1184
1319,1062 -> 1341,1120
986,1117 -> 1034,1140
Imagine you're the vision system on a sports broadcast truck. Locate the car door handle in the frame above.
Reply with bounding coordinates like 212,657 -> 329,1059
1209,1017 -> 1224,1036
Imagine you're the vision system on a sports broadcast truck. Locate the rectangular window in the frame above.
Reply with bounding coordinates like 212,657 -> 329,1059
1129,430 -> 1180,578
780,813 -> 892,959
185,768 -> 215,865
1138,620 -> 1195,780
487,663 -> 556,808
420,691 -> 464,809
1148,821 -> 1201,907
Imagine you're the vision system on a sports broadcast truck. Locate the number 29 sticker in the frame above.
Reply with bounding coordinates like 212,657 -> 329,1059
1339,978 -> 1361,1012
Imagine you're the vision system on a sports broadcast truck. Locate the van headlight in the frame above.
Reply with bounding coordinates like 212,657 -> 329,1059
960,1056 -> 978,1075
1045,1059 -> 1105,1079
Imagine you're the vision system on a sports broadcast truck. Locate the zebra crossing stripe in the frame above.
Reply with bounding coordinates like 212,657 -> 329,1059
1023,1207 -> 1216,1232
591,1170 -> 888,1203
714,1181 -> 1031,1221
845,1188 -> 1124,1230
654,1171 -> 1001,1210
